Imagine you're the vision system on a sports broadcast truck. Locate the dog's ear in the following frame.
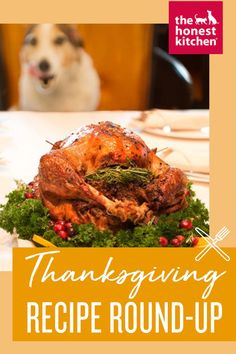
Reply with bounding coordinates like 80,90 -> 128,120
23,24 -> 36,36
21,24 -> 37,45
57,24 -> 84,48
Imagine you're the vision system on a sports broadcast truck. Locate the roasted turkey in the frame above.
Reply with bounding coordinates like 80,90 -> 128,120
33,121 -> 188,230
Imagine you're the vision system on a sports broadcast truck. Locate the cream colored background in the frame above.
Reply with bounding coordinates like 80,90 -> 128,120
1,0 -> 236,352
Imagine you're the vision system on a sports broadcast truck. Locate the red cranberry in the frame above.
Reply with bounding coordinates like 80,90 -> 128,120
24,192 -> 34,199
185,190 -> 190,196
56,220 -> 65,226
170,238 -> 181,247
179,219 -> 193,230
192,237 -> 199,247
159,236 -> 168,247
58,230 -> 68,239
176,235 -> 185,244
53,224 -> 64,233
65,222 -> 73,229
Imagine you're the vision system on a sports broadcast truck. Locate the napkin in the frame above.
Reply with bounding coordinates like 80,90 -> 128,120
0,230 -> 18,247
158,148 -> 209,174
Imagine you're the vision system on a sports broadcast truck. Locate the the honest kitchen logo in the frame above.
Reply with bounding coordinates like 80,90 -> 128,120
175,12 -> 218,47
169,1 -> 223,54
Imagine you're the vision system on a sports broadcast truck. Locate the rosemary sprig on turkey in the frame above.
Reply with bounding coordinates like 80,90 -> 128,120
86,165 -> 153,185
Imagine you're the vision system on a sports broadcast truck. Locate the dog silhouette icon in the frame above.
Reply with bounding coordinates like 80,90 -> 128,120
207,10 -> 218,25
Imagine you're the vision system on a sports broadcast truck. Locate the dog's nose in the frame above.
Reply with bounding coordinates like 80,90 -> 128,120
38,59 -> 50,72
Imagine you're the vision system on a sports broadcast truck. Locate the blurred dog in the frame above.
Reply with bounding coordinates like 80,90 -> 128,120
19,24 -> 100,111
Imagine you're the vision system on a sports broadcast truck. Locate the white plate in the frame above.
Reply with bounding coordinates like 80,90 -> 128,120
142,127 -> 209,140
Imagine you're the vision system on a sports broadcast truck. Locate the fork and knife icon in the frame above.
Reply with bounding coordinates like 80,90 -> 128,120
195,226 -> 230,262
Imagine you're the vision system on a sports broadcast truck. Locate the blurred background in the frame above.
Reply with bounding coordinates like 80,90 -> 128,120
0,24 -> 209,111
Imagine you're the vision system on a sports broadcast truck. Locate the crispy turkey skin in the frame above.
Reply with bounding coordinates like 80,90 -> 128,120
36,121 -> 188,230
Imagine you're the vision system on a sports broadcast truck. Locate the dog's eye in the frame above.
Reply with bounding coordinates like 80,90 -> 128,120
29,37 -> 37,46
24,35 -> 37,46
54,36 -> 67,45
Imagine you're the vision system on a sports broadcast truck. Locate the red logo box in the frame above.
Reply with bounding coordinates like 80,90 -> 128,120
169,1 -> 223,54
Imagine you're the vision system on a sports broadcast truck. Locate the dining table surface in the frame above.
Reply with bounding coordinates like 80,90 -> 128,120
0,109 -> 209,271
